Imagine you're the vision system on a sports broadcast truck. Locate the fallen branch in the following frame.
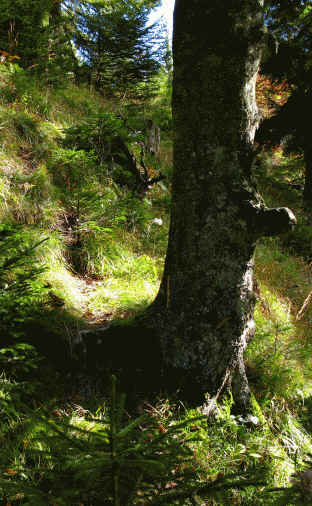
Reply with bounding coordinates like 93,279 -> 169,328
296,290 -> 312,320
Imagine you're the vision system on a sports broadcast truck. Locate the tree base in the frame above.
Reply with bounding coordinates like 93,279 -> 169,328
76,323 -> 162,399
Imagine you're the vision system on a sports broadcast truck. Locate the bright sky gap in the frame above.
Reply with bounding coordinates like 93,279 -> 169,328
149,0 -> 174,40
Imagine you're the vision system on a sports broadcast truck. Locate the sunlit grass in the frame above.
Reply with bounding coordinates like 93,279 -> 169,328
247,239 -> 312,403
88,277 -> 159,318
83,228 -> 163,317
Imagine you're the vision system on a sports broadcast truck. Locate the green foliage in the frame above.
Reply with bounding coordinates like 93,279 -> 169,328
0,162 -> 63,226
0,0 -> 76,83
49,146 -> 99,191
0,386 -> 305,505
148,70 -> 173,134
258,1 -> 312,205
0,224 -> 49,341
62,111 -> 126,163
2,103 -> 43,144
72,0 -> 164,97
0,63 -> 51,116
1,106 -> 54,167
0,0 -> 52,66
0,375 -> 44,431
115,192 -> 154,230
251,239 -> 312,402
61,112 -> 145,190
264,0 -> 312,87
0,377 -> 266,505
0,344 -> 41,379
11,111 -> 43,143
280,215 -> 312,259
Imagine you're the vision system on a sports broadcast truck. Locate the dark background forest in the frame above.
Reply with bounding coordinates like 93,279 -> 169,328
1,0 -> 312,504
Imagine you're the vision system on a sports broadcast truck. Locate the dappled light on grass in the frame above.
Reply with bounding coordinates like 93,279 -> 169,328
87,277 -> 159,319
249,239 -> 312,401
3,376 -> 307,505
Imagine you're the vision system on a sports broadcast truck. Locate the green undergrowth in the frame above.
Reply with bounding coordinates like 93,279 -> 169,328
251,239 -> 312,400
251,150 -> 312,406
1,376 -> 312,504
0,62 -> 170,327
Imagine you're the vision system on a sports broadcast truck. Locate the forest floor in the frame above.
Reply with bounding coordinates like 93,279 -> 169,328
73,277 -> 115,325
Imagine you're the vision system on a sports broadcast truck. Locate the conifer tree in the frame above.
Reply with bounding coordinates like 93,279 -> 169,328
0,0 -> 52,66
0,0 -> 76,76
70,0 -> 163,96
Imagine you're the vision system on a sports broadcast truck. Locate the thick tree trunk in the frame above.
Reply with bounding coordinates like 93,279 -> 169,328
141,0 -> 296,409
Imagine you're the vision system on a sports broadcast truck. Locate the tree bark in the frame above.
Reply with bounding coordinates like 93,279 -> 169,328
140,0 -> 296,410
303,144 -> 312,210
145,119 -> 161,157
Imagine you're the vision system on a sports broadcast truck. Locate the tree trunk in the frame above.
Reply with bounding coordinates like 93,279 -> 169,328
141,0 -> 296,409
145,119 -> 161,157
303,144 -> 312,210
